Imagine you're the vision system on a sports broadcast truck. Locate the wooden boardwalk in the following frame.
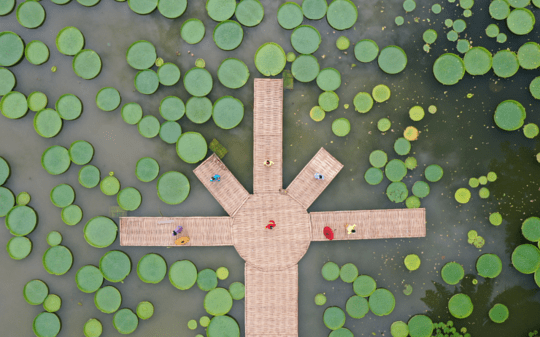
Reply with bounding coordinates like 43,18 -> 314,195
119,78 -> 427,337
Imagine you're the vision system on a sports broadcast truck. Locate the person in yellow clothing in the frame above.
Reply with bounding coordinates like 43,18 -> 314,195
345,224 -> 356,235
264,160 -> 274,167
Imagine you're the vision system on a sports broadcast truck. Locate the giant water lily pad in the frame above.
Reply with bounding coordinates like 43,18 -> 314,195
425,164 -> 443,182
448,293 -> 473,319
117,187 -> 142,211
332,118 -> 350,137
302,0 -> 327,20
137,253 -> 167,284
355,39 -> 379,63
60,205 -> 81,225
489,303 -> 509,323
96,87 -> 121,111
319,91 -> 339,111
324,307 -> 346,330
176,132 -> 207,164
408,315 -> 433,337
100,175 -> 120,195
186,97 -> 213,124
43,294 -> 61,313
434,53 -> 465,85
25,40 -> 49,65
181,19 -> 205,44
378,46 -> 407,74
254,43 -> 286,76
229,282 -> 245,300
50,184 -> 75,208
16,1 -> 45,29
340,263 -> 358,283
213,96 -> 244,129
6,205 -> 37,236
94,286 -> 121,313
84,216 -> 118,248
291,25 -> 321,55
0,67 -> 16,96
7,236 -> 32,260
507,8 -> 535,35
512,244 -> 540,274
157,171 -> 190,204
198,269 -> 218,291
100,250 -> 131,282
24,280 -> 48,305
464,47 -> 492,75
136,157 -> 159,182
277,2 -> 303,30
494,100 -> 526,131
79,165 -> 100,188
157,62 -> 181,86
73,49 -> 102,80
56,26 -> 84,56
169,260 -> 197,290
441,262 -> 464,285
160,96 -> 184,121
159,121 -> 182,144
206,0 -> 236,22
137,301 -> 154,320
135,69 -> 159,95
235,0 -> 264,27
391,321 -> 409,337
317,68 -> 341,92
213,20 -> 243,51
518,42 -> 540,70
0,32 -> 24,67
138,115 -> 160,138
76,265 -> 103,293
157,0 -> 186,18
84,318 -> 102,337
476,253 -> 502,278
369,288 -> 395,316
204,287 -> 233,316
369,150 -> 387,168
43,245 -> 73,275
128,0 -> 158,15
57,94 -> 83,120
33,312 -> 61,337
346,295 -> 369,319
322,261 -> 340,281
326,0 -> 357,30
126,40 -> 156,70
184,67 -> 213,97
364,167 -> 383,185
42,146 -> 70,175
27,92 -> 47,113
1,91 -> 28,119
385,159 -> 407,182
353,275 -> 376,297
217,58 -> 250,89
69,140 -> 93,165
34,109 -> 63,139
492,50 -> 519,78
0,0 -> 15,16
522,217 -> 540,242
207,316 -> 240,337
387,182 -> 408,203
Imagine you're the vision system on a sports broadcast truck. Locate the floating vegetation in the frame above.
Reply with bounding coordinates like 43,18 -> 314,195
113,308 -> 138,334
319,91 -> 339,112
425,164 -> 443,182
372,84 -> 390,103
207,316 -> 240,337
157,171 -> 190,205
157,63 -> 180,86
160,96 -> 185,121
188,319 -> 197,329
322,261 -> 340,281
200,316 -> 211,327
204,288 -> 233,316
216,267 -> 229,281
404,254 -> 421,271
184,67 -> 213,97
340,263 -> 358,283
441,262 -> 464,285
84,318 -> 102,337
43,294 -> 62,312
180,19 -> 205,44
6,205 -> 37,236
317,68 -> 341,92
43,245 -> 73,275
346,295 -> 369,319
336,36 -> 350,50
433,53 -> 465,85
254,42 -> 286,76
310,106 -> 325,122
332,118 -> 350,137
7,236 -> 32,260
235,0 -> 264,27
213,20 -> 244,51
315,293 -> 327,305
404,127 -> 419,141
206,0 -> 235,22
455,187 -> 471,204
100,250 -> 131,282
1,91 -> 27,119
364,167 -> 383,185
453,19 -> 467,33
403,0 -> 416,12
209,139 -> 228,159
17,191 -> 30,206
507,8 -> 535,35
447,30 -> 458,42
522,217 -> 540,242
395,16 -> 404,26
24,279 -> 48,305
135,69 -> 159,95
277,2 -> 303,30
291,25 -> 321,55
229,282 -> 245,300
456,39 -> 470,54
353,92 -> 373,113
378,46 -> 407,74
159,121 -> 182,144
100,173 -> 120,195
369,150 -> 387,168
512,244 -> 540,274
326,0 -> 357,30
394,137 -> 411,156
0,32 -> 24,67
84,216 -> 118,248
50,183 -> 75,208
479,187 -> 490,199
476,253 -> 503,278
378,118 -> 391,132
406,197 -> 421,209
386,182 -> 408,203
497,33 -> 507,43
198,268 -> 218,291
385,159 -> 407,182
412,181 -> 430,198
323,306 -> 346,330
368,288 -> 395,316
0,68 -> 16,96
213,96 -> 244,130
62,205 -> 81,225
76,265 -> 104,293
25,40 -> 49,65
186,97 -> 213,124
79,165 -> 100,188
56,94 -> 83,121
169,260 -> 197,290
494,100 -> 526,131
409,106 -> 425,122
489,212 -> 503,226
122,102 -> 143,125
391,321 -> 409,337
492,50 -> 519,78
448,294 -> 473,319
138,115 -> 160,138
408,315 -> 433,337
47,231 -> 62,246
489,303 -> 509,323
16,1 -> 45,29
423,29 -> 437,44
292,54 -> 320,82
176,131 -> 207,164
33,312 -> 61,337
218,58 -> 249,89
73,49 -> 102,80
518,42 -> 540,70
157,0 -> 186,18
405,157 -> 418,170
523,123 -> 539,139
117,187 -> 142,211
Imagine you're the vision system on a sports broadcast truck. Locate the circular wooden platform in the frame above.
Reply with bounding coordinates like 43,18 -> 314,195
232,194 -> 311,271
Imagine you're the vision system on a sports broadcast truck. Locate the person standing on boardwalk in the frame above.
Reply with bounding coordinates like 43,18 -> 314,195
210,174 -> 221,182
266,220 -> 276,229
264,160 -> 274,167
314,173 -> 324,180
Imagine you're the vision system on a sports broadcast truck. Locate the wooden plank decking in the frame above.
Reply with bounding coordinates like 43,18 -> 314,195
286,148 -> 344,210
244,264 -> 298,337
253,79 -> 283,194
119,217 -> 233,246
310,208 -> 426,241
193,153 -> 250,216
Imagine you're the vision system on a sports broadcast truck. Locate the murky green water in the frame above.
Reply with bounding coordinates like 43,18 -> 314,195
1,0 -> 540,336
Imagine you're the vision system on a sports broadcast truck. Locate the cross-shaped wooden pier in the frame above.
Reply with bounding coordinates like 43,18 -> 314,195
120,79 -> 426,336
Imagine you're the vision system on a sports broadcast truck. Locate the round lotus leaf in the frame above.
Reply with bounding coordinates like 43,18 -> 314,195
16,191 -> 30,206
46,231 -> 62,247
424,164 -> 443,182
136,301 -> 154,320
7,236 -> 32,260
395,16 -> 404,25
319,91 -> 339,112
364,167 -> 383,185
159,121 -> 182,144
369,150 -> 387,168
456,39 -> 471,54
469,177 -> 479,188
169,260 -> 197,290
198,268 -> 218,291
94,286 -> 121,314
254,42 -> 286,76
206,0 -> 235,21
113,308 -> 138,334
43,245 -> 73,275
492,50 -> 519,78
0,67 -> 16,96
0,0 -> 15,16
387,182 -> 408,203
324,307 -> 346,330
159,96 -> 184,122
371,85 -> 390,104
34,109 -> 63,138
56,26 -> 84,56
433,53 -> 465,85
128,0 -> 157,14
16,1 -> 45,28
100,250 -> 131,282
213,96 -> 244,130
353,275 -> 376,297
403,0 -> 416,11
100,176 -> 120,196
354,39 -> 379,63
180,18 -> 205,44
119,103 -> 142,125
314,293 -> 327,306
291,25 -> 321,55
50,184 -> 75,209
214,267 -> 229,281
43,294 -> 62,313
322,261 -> 340,281
0,186 -> 14,213
76,265 -> 103,293
412,181 -> 430,198
135,69 -> 159,95
117,187 -> 141,211
135,157 -> 159,182
184,67 -> 213,97
494,100 -> 526,131
207,316 -> 240,337
6,205 -> 37,236
329,328 -> 353,337
316,68 -> 341,92
489,212 -> 503,226
405,157 -> 417,170
84,216 -> 118,248
385,159 -> 407,182
158,0 -> 186,18
229,282 -> 245,300
447,30 -> 458,42
186,97 -> 212,124
24,280 -> 49,305
524,123 -> 539,139
213,20 -> 243,51
302,0 -> 327,20
336,36 -> 350,50
33,312 -> 60,337
84,318 -> 102,337
441,262 -> 464,285
507,8 -> 535,35
394,138 -> 411,156
522,217 -> 540,242
156,62 -> 180,86
531,77 -> 540,99
476,253 -> 502,278
204,287 -> 233,316
79,165 -> 100,188
489,303 -> 509,323
378,118 -> 391,132
404,254 -> 421,271
217,58 -> 249,89
479,187 -> 490,199
486,24 -> 500,38
310,106 -> 325,121
25,40 -> 49,65
0,32 -> 24,67
138,115 -> 160,138
332,118 -> 350,137
353,92 -> 373,113
448,293 -> 473,319
408,106 -> 424,122
464,47 -> 493,75
391,321 -> 409,337
423,29 -> 437,44
73,49 -> 101,80
405,196 -> 421,208
277,2 -> 303,30
96,87 -> 120,112
455,187 -> 471,204
53,94 -> 82,122
339,263 -> 358,283
291,54 -> 320,82
378,45 -> 407,74
137,253 -> 166,284
345,295 -> 368,319
497,33 -> 507,43
517,42 -> 540,70
408,315 -> 433,337
326,0 -> 357,30
61,203 -> 82,225
512,244 -> 540,274
69,140 -> 93,166
235,0 -> 264,27
453,19 -> 466,33
1,91 -> 28,119
176,132 -> 207,164
77,0 -> 99,7
369,288 -> 395,316
157,171 -> 190,205
126,40 -> 156,70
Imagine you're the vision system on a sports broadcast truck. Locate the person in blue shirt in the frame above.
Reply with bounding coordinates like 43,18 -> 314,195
210,174 -> 221,182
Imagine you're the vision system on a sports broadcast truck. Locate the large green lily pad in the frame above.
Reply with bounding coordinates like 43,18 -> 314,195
157,171 -> 190,205
84,216 -> 118,248
137,253 -> 167,284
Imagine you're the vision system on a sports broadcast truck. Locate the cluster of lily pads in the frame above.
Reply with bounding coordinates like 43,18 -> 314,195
512,216 -> 540,287
455,171 -> 498,204
318,261 -> 396,336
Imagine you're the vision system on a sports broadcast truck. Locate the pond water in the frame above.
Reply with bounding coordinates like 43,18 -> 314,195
1,0 -> 540,336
